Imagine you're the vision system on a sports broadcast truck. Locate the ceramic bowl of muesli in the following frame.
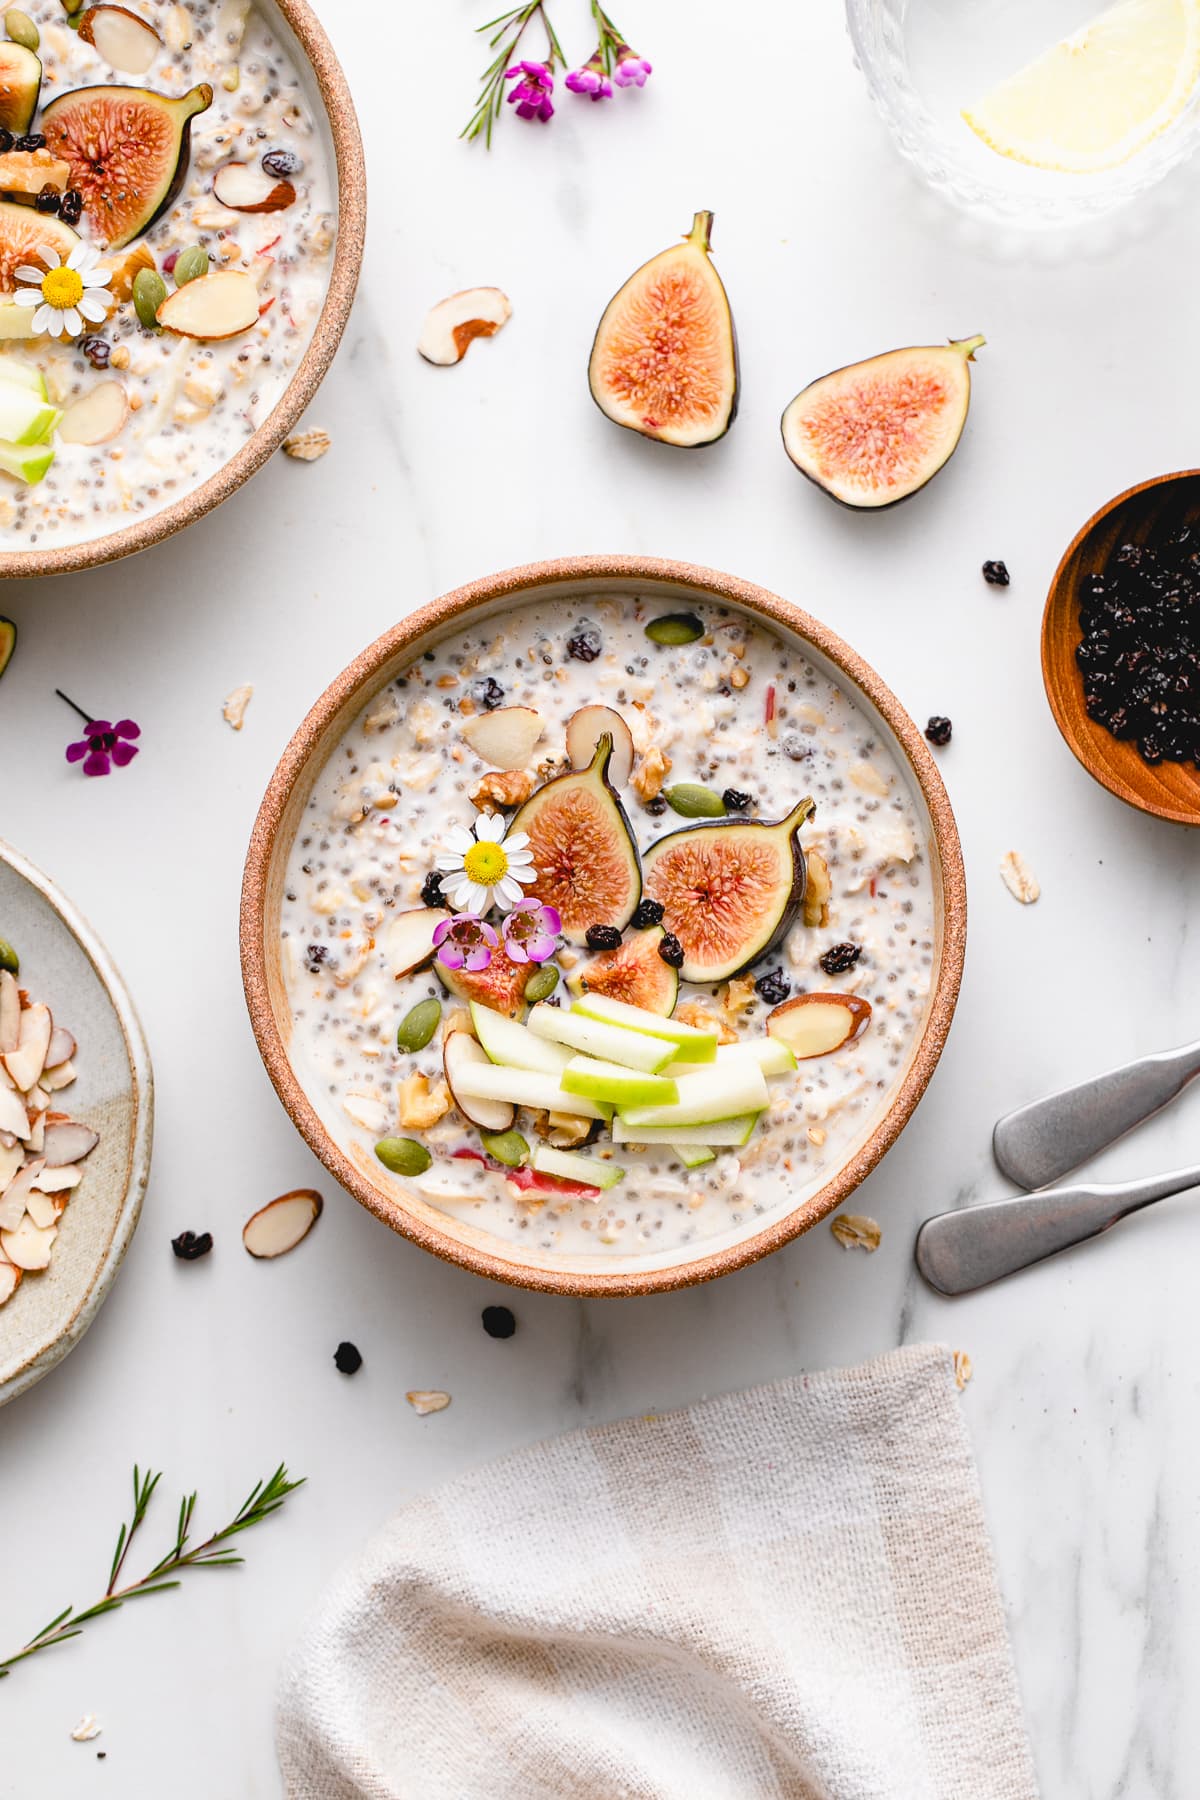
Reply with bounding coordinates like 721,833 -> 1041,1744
241,558 -> 967,1297
0,0 -> 363,576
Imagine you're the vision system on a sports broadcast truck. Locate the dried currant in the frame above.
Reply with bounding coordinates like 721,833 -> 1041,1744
33,183 -> 61,214
333,1341 -> 363,1375
566,626 -> 602,663
585,923 -> 623,951
658,931 -> 684,968
722,788 -> 753,811
819,942 -> 861,976
630,898 -> 665,929
171,1230 -> 213,1261
925,716 -> 953,747
981,560 -> 1010,586
420,869 -> 445,908
473,676 -> 504,710
754,968 -> 789,1005
304,943 -> 329,973
80,335 -> 110,370
263,147 -> 304,178
481,1305 -> 516,1339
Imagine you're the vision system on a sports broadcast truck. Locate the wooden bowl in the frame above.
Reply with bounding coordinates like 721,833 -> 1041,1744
1043,470 -> 1200,826
240,557 -> 967,1297
0,0 -> 365,581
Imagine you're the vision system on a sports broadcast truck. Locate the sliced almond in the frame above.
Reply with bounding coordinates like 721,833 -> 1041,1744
0,1257 -> 20,1307
59,381 -> 128,447
766,993 -> 872,1059
41,1119 -> 98,1166
0,1159 -> 42,1231
1,1214 -> 56,1271
24,1108 -> 44,1151
212,160 -> 296,212
417,287 -> 511,366
565,705 -> 635,786
406,1389 -> 451,1415
1000,851 -> 1040,905
242,1188 -> 323,1258
3,1002 -> 51,1093
31,1164 -> 82,1193
384,906 -> 448,980
223,682 -> 253,730
442,1030 -> 514,1132
45,1026 -> 76,1069
0,971 -> 18,1055
70,1715 -> 102,1743
460,706 -> 543,771
40,1059 -> 77,1092
0,1085 -> 26,1139
343,1090 -> 389,1134
157,270 -> 260,341
25,1189 -> 61,1230
78,4 -> 162,71
0,1138 -> 21,1192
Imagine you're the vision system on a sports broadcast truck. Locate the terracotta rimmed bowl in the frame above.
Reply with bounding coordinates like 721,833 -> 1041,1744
241,557 -> 967,1297
0,838 -> 153,1406
1043,470 -> 1200,827
0,0 -> 365,582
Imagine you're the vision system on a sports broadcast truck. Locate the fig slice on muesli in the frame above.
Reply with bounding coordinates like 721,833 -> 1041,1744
509,734 -> 641,945
566,923 -> 678,1015
40,81 -> 212,249
0,40 -> 41,135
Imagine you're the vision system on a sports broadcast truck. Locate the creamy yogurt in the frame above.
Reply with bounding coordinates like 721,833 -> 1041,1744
280,596 -> 938,1260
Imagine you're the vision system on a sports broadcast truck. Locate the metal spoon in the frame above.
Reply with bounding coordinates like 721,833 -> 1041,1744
915,1162 -> 1200,1295
992,1037 -> 1200,1190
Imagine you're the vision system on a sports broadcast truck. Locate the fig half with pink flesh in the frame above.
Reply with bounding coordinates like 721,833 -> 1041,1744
781,336 -> 984,509
435,941 -> 535,1019
588,210 -> 738,448
642,798 -> 813,984
565,922 -> 678,1016
509,735 -> 641,945
41,82 -> 212,249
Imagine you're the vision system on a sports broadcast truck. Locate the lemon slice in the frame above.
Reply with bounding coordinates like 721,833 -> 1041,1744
962,0 -> 1200,172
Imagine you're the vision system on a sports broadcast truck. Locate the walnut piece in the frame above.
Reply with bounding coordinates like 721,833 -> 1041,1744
722,975 -> 757,1017
469,768 -> 534,810
1000,851 -> 1040,905
803,850 -> 832,928
829,1213 -> 881,1252
397,1072 -> 451,1130
631,743 -> 671,804
675,1002 -> 737,1045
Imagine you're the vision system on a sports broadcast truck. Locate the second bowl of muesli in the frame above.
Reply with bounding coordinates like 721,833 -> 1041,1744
242,559 -> 966,1296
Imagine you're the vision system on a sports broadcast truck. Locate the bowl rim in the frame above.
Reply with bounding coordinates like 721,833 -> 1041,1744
0,835 -> 154,1406
240,555 -> 968,1296
1041,467 -> 1200,827
0,0 -> 366,582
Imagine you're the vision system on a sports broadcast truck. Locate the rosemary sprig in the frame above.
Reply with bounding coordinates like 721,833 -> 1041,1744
0,1462 -> 303,1680
461,0 -> 565,146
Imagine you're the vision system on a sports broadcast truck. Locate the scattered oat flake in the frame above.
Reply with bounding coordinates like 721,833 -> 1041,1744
954,1350 -> 973,1391
282,427 -> 331,461
407,1389 -> 451,1416
830,1213 -> 881,1252
999,851 -> 1040,905
222,683 -> 254,730
71,1716 -> 102,1742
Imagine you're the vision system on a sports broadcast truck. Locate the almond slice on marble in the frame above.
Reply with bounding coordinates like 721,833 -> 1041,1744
41,1120 -> 98,1166
45,1026 -> 76,1069
0,1159 -> 43,1231
460,705 -> 543,771
0,971 -> 18,1055
767,993 -> 872,1059
157,271 -> 260,341
384,906 -> 448,980
406,1389 -> 451,1415
242,1188 -> 323,1258
78,5 -> 162,72
3,1001 -> 51,1092
1,1214 -> 56,1270
0,1257 -> 20,1307
59,381 -> 129,447
417,288 -> 511,366
212,160 -> 296,213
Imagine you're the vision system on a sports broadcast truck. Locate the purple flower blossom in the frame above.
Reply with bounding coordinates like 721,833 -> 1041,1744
501,900 -> 561,964
65,717 -> 141,778
613,46 -> 652,87
505,59 -> 555,122
433,913 -> 498,973
566,51 -> 613,101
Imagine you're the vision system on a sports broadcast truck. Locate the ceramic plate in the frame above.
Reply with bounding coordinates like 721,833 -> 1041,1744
0,839 -> 153,1407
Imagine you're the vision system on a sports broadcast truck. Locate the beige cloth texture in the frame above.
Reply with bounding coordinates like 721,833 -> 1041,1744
277,1342 -> 1039,1800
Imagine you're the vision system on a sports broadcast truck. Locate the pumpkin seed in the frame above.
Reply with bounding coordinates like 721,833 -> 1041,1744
374,1137 -> 431,1177
0,936 -> 18,975
4,8 -> 37,48
665,783 -> 726,818
172,245 -> 209,287
132,268 -> 167,330
396,997 -> 441,1053
480,1129 -> 529,1168
645,612 -> 704,646
523,965 -> 559,1003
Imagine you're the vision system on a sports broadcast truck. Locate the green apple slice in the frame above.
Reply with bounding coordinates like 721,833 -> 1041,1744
618,1060 -> 768,1129
0,438 -> 54,484
560,1054 -> 678,1109
570,993 -> 717,1060
531,1145 -> 625,1189
0,358 -> 47,398
0,382 -> 60,446
444,1057 -> 612,1121
611,1113 -> 761,1147
469,1002 -> 571,1076
672,1143 -> 715,1168
527,1004 -> 677,1072
669,1039 -> 797,1078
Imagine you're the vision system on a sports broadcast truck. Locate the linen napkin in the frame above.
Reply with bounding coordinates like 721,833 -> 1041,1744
276,1342 -> 1038,1800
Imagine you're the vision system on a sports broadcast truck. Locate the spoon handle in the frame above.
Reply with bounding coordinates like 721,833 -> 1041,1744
992,1038 -> 1200,1190
915,1163 -> 1200,1296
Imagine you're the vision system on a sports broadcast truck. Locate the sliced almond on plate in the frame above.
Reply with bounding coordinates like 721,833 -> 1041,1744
3,1001 -> 51,1092
41,1119 -> 99,1166
1,1214 -> 57,1270
40,1060 -> 76,1092
212,160 -> 296,212
78,4 -> 162,72
0,971 -> 18,1055
417,288 -> 511,366
0,1159 -> 42,1231
59,381 -> 129,447
45,1026 -> 76,1069
766,993 -> 873,1059
0,1138 -> 21,1191
565,704 -> 635,786
242,1188 -> 323,1258
25,1189 -> 61,1230
406,1389 -> 451,1415
0,1257 -> 20,1307
0,1085 -> 26,1139
384,907 -> 448,980
157,270 -> 260,341
32,1164 -> 82,1193
460,706 -> 543,771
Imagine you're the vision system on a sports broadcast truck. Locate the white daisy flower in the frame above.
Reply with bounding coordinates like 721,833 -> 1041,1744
435,812 -> 537,914
14,242 -> 113,340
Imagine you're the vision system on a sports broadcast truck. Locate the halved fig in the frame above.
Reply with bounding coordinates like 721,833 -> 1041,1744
509,735 -> 641,945
443,1030 -> 514,1131
642,798 -> 814,983
460,705 -> 542,771
0,201 -> 80,292
59,380 -> 128,447
565,705 -> 634,786
41,82 -> 213,249
767,993 -> 872,1059
566,924 -> 678,1016
0,42 -> 40,136
78,6 -> 162,75
156,269 -> 258,339
588,210 -> 738,448
211,159 -> 295,213
384,907 -> 449,980
435,940 -> 534,1018
781,336 -> 985,510
418,287 -> 511,366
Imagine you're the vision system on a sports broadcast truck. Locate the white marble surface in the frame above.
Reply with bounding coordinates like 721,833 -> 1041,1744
3,1 -> 1200,1794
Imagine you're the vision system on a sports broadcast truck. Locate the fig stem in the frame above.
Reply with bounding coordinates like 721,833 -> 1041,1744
952,333 -> 986,361
780,796 -> 816,838
687,210 -> 715,254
